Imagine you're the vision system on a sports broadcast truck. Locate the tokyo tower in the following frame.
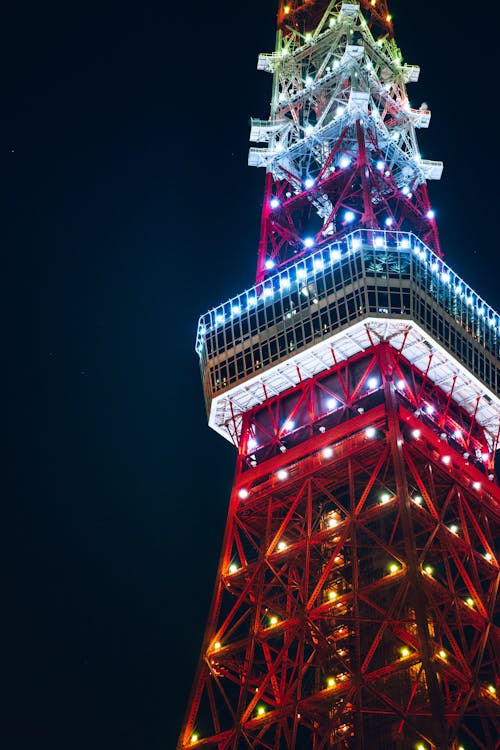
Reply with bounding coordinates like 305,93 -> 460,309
178,1 -> 500,748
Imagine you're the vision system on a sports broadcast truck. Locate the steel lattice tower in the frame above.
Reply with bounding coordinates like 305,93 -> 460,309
178,2 -> 500,748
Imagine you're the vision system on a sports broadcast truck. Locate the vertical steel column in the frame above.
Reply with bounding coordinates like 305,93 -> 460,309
380,342 -> 447,749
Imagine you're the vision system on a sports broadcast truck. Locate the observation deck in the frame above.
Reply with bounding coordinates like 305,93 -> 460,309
196,231 -> 500,446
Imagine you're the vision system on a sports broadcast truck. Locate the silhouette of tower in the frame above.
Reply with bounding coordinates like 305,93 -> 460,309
179,2 -> 500,748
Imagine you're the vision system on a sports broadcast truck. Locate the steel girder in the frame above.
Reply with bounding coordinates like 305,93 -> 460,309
178,344 -> 500,750
236,344 -> 494,477
276,2 -> 394,45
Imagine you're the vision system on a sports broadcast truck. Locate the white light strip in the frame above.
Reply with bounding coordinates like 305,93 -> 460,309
195,230 -> 500,355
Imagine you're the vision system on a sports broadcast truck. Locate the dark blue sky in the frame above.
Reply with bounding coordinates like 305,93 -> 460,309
3,2 -> 499,748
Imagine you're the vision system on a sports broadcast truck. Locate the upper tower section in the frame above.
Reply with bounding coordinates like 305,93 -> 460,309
195,0 -> 500,480
250,1 -> 442,282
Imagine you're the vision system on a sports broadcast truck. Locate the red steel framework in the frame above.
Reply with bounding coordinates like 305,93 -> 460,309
178,2 -> 500,748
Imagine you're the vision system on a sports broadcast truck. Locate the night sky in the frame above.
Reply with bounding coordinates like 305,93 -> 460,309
3,2 -> 500,748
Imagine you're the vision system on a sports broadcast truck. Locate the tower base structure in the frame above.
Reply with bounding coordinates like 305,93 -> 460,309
180,232 -> 500,749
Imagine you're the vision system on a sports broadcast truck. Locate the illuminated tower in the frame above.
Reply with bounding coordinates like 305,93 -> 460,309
178,2 -> 500,748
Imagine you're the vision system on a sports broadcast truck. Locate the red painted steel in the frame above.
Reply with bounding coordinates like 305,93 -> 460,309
277,1 -> 394,39
256,116 -> 440,283
178,344 -> 500,749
